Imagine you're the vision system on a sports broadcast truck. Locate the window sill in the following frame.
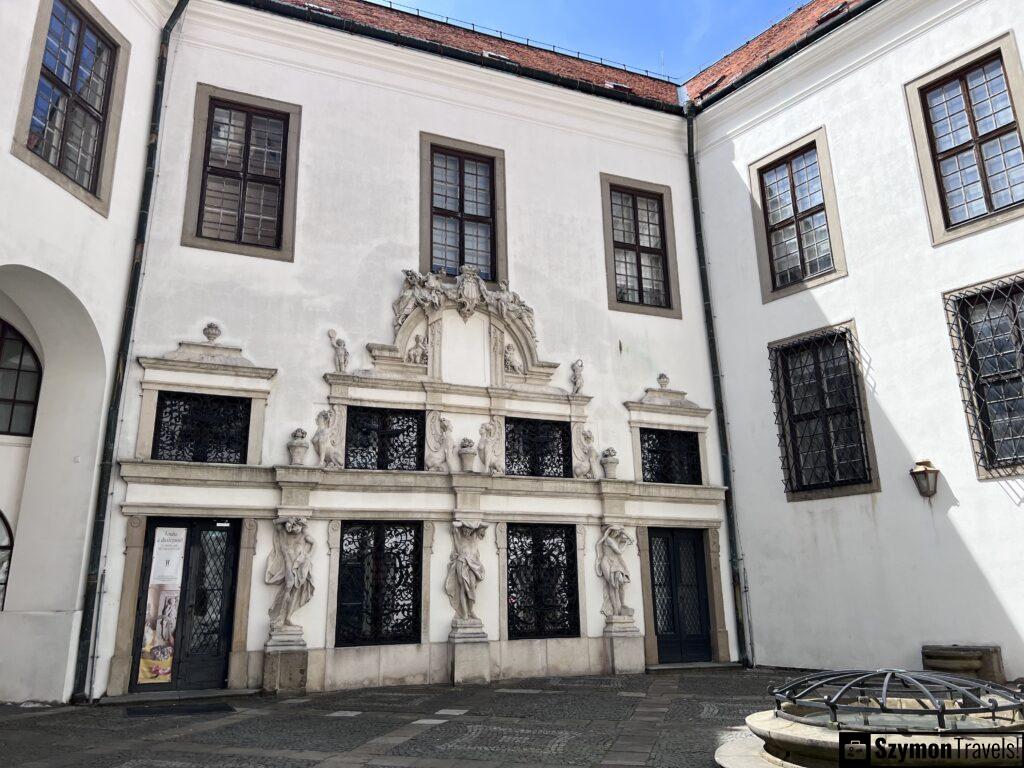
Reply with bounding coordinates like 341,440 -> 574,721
180,232 -> 294,263
607,299 -> 682,319
11,141 -> 111,217
932,202 -> 1024,247
762,266 -> 848,304
785,478 -> 880,503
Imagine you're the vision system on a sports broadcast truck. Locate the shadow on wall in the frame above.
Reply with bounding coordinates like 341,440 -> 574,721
712,150 -> 1024,678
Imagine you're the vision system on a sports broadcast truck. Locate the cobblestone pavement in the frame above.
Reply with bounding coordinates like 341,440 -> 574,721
0,668 -> 793,768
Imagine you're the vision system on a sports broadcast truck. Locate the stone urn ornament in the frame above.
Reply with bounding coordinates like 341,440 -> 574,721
203,322 -> 221,343
287,428 -> 309,466
458,438 -> 477,473
601,447 -> 619,479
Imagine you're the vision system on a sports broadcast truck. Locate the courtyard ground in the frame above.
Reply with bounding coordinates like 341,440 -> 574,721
0,667 -> 786,768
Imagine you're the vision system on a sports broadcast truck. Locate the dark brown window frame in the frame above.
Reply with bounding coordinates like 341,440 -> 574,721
429,145 -> 497,280
609,184 -> 671,309
0,320 -> 43,438
27,0 -> 117,195
196,99 -> 289,250
758,142 -> 833,291
921,53 -> 1023,230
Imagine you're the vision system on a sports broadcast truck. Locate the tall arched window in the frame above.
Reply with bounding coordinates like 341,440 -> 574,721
0,512 -> 11,610
0,320 -> 42,436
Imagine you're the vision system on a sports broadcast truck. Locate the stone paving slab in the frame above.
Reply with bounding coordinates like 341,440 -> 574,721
4,668 -> 787,768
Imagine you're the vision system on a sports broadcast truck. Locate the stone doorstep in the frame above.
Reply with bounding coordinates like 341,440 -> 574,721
98,688 -> 260,706
645,661 -> 742,672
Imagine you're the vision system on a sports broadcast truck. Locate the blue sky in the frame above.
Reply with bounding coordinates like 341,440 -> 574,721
376,0 -> 805,82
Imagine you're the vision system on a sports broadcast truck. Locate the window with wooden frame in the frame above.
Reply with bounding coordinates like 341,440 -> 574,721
769,326 -> 877,499
0,320 -> 42,437
430,146 -> 496,280
921,54 -> 1022,228
759,145 -> 834,290
945,273 -> 1024,477
27,0 -> 115,192
197,100 -> 288,248
610,186 -> 670,308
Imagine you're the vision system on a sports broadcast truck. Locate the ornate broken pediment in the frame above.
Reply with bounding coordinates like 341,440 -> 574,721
623,373 -> 711,418
138,323 -> 277,379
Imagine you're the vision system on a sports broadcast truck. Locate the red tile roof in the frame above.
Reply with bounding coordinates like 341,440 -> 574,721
265,0 -> 680,106
685,0 -> 875,103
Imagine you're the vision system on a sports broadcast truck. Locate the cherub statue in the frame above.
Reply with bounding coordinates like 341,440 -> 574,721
503,343 -> 524,374
425,411 -> 458,473
595,525 -> 635,618
311,408 -> 344,468
266,517 -> 315,632
406,333 -> 429,365
327,329 -> 349,373
570,359 -> 584,395
444,521 -> 488,623
477,417 -> 504,476
571,424 -> 602,479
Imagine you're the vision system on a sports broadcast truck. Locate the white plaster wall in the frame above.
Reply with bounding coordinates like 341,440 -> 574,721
697,0 -> 1024,676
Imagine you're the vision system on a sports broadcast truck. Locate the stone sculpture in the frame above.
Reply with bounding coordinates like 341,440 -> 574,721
452,264 -> 487,319
327,329 -> 349,373
444,520 -> 488,623
203,322 -> 221,343
657,372 -> 670,389
570,359 -> 584,395
595,525 -> 635,618
392,269 -> 447,333
425,411 -> 458,473
572,423 -> 602,479
477,417 -> 504,476
503,343 -> 524,374
600,447 -> 619,479
406,333 -> 429,365
492,280 -> 537,341
312,408 -> 344,468
287,428 -> 309,466
266,517 -> 315,633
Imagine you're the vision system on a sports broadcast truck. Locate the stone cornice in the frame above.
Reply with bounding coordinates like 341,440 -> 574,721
139,356 -> 278,380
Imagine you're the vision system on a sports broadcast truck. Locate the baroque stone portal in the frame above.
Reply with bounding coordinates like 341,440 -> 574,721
266,517 -> 315,639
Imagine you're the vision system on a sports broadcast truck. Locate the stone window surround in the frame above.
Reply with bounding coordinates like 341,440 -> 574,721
181,84 -> 302,262
419,132 -> 508,283
636,523 -> 730,666
905,32 -> 1024,247
11,0 -> 131,217
768,319 -> 882,503
942,269 -> 1024,481
600,173 -> 682,319
629,421 -> 710,487
747,127 -> 848,304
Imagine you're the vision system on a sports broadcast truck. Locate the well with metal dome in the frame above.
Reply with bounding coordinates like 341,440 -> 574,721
716,670 -> 1024,768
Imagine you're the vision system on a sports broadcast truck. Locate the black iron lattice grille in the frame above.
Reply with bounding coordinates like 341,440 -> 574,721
506,523 -> 580,640
769,328 -> 872,492
640,428 -> 702,484
649,535 -> 675,635
152,391 -> 250,464
336,522 -> 422,646
187,529 -> 228,654
345,407 -> 425,471
945,275 -> 1024,472
504,418 -> 572,478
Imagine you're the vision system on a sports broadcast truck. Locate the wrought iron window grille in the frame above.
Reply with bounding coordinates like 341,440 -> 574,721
152,391 -> 250,464
344,407 -> 425,471
506,523 -> 580,640
336,522 -> 422,646
504,417 -> 572,478
945,274 -> 1024,474
640,428 -> 702,484
769,327 -> 872,493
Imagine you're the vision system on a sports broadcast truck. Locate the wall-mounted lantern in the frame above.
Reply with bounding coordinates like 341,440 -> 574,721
909,460 -> 940,498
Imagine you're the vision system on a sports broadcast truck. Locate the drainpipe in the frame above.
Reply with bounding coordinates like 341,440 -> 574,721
71,0 -> 191,704
683,99 -> 752,666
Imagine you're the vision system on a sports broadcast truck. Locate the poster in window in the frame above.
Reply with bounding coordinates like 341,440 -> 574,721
136,526 -> 186,684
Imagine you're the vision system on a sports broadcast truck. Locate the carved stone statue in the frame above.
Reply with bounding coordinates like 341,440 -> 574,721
425,411 -> 458,473
595,525 -> 635,619
572,423 -> 602,479
452,264 -> 487,319
444,520 -> 488,623
570,359 -> 584,395
327,329 -> 349,373
657,372 -> 670,389
406,333 -> 429,365
266,517 -> 315,633
312,408 -> 344,468
203,322 -> 222,343
392,269 -> 446,333
477,417 -> 504,476
491,280 -> 537,341
503,343 -> 524,374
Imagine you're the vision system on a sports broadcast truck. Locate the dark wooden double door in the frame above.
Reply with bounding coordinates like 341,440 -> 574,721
648,528 -> 712,663
130,519 -> 239,692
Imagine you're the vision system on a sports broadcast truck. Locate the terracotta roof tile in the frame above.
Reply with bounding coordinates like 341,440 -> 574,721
262,0 -> 680,106
685,0 -> 874,102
